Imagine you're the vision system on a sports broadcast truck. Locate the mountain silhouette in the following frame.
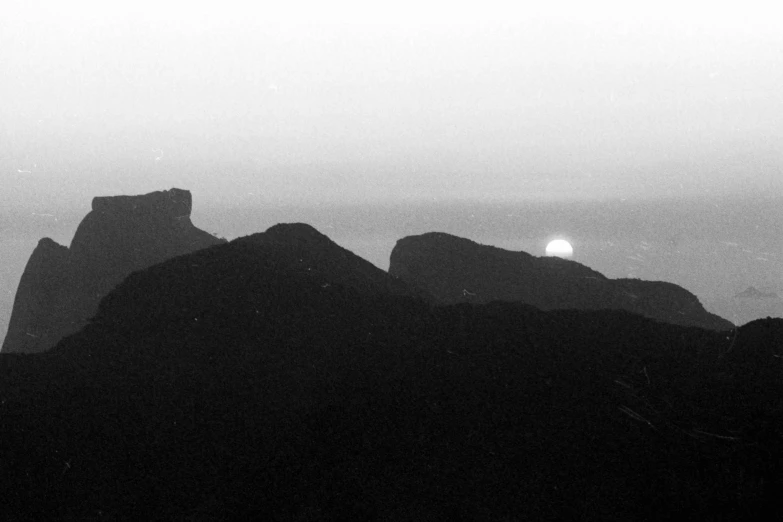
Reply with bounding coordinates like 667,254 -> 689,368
2,222 -> 782,519
389,232 -> 734,330
74,221 -> 431,358
242,223 -> 432,300
1,188 -> 225,354
734,286 -> 779,299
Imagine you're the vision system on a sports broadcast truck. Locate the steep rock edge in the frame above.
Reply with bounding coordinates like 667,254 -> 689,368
1,188 -> 226,354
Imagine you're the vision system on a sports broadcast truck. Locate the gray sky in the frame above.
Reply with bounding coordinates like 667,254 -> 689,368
2,2 -> 782,208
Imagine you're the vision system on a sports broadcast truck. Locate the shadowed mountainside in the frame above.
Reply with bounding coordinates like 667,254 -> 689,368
389,232 -> 734,330
1,188 -> 225,354
1,223 -> 782,520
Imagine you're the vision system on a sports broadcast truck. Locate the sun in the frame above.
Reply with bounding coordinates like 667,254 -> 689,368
545,239 -> 573,258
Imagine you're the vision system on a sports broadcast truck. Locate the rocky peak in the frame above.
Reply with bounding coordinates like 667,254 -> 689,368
2,188 -> 225,354
90,187 -> 192,218
262,223 -> 334,246
68,188 -> 213,268
35,237 -> 70,258
244,223 -> 432,300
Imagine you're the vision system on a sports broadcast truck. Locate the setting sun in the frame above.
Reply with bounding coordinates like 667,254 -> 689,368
545,239 -> 574,258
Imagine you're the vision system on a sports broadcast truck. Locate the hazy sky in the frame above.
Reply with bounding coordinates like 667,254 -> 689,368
2,2 -> 782,209
2,3 -> 783,340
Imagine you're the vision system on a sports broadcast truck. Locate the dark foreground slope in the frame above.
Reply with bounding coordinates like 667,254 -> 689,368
390,232 -> 734,330
1,225 -> 782,521
2,188 -> 225,354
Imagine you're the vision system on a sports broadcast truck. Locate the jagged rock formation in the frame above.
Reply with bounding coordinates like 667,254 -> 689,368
389,232 -> 734,330
1,188 -> 225,354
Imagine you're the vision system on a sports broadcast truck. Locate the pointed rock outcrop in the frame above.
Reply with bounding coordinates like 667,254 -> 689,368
389,232 -> 734,330
1,188 -> 226,354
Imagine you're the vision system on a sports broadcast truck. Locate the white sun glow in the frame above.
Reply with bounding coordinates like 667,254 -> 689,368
545,239 -> 574,258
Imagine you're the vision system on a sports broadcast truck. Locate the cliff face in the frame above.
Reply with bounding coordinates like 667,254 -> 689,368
389,232 -> 734,331
1,188 -> 225,354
